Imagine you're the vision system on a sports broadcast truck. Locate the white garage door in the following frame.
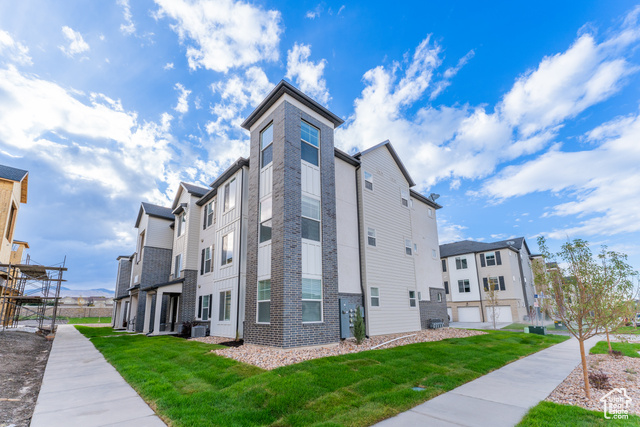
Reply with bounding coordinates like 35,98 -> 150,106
457,307 -> 481,322
447,307 -> 452,322
486,306 -> 513,323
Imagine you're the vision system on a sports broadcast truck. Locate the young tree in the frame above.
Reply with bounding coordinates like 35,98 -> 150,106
483,278 -> 501,330
534,237 -> 636,399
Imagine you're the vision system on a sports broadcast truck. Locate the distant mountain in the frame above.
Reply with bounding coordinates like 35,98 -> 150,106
58,287 -> 115,298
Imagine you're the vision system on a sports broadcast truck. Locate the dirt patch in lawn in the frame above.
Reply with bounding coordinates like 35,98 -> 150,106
0,330 -> 52,427
213,328 -> 486,370
547,353 -> 640,415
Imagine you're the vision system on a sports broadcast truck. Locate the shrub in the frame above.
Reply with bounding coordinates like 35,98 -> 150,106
179,320 -> 198,338
352,307 -> 366,345
609,350 -> 623,359
588,371 -> 610,390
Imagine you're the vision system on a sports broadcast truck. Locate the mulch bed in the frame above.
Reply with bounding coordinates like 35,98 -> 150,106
0,330 -> 52,427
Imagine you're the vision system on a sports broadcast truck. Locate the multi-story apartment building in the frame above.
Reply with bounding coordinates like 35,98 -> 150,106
440,237 -> 537,323
113,81 -> 446,347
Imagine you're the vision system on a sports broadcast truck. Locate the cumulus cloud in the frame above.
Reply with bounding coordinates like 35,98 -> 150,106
429,50 -> 474,100
118,0 -> 136,35
285,43 -> 330,105
163,62 -> 174,70
0,30 -> 32,65
59,26 -> 90,57
174,83 -> 191,114
154,0 -> 282,72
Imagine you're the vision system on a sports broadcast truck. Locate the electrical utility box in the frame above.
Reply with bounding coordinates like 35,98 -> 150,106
339,298 -> 364,339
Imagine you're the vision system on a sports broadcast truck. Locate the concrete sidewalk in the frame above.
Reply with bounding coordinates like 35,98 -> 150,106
31,324 -> 165,427
376,335 -> 600,427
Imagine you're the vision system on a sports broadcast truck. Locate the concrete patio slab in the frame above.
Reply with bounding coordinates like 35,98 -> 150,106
31,325 -> 165,427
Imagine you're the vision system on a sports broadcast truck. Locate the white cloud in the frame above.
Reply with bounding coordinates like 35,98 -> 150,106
306,4 -> 323,19
154,0 -> 282,72
285,43 -> 330,105
437,218 -> 469,244
338,5 -> 345,15
163,62 -> 174,70
429,50 -> 474,100
480,111 -> 640,238
59,26 -> 90,57
118,0 -> 136,35
174,83 -> 191,114
0,30 -> 32,65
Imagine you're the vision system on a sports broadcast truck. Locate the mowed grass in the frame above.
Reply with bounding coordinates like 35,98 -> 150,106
616,326 -> 640,335
590,341 -> 640,358
518,401 -> 640,426
67,317 -> 112,324
77,327 -> 568,426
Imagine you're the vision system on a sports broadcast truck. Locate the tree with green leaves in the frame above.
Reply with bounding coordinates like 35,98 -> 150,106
534,237 -> 637,398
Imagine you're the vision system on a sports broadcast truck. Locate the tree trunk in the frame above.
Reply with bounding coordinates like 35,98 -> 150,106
606,330 -> 612,353
579,339 -> 591,398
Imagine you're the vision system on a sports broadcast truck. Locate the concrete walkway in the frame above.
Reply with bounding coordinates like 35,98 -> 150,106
376,335 -> 600,427
31,325 -> 165,427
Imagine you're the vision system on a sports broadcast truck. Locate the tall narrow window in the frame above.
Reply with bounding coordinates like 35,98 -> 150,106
370,287 -> 380,307
5,204 -> 16,240
177,212 -> 186,236
401,189 -> 409,207
174,254 -> 182,279
201,295 -> 210,321
137,230 -> 145,263
259,197 -> 272,243
221,232 -> 233,265
405,239 -> 412,256
444,281 -> 449,294
441,259 -> 447,272
409,290 -> 416,307
302,278 -> 322,322
204,246 -> 212,273
204,201 -> 214,229
257,280 -> 271,323
223,178 -> 236,212
301,121 -> 320,166
301,196 -> 320,241
219,290 -> 231,321
261,123 -> 273,168
455,257 -> 468,269
364,171 -> 373,190
428,208 -> 433,217
367,228 -> 376,246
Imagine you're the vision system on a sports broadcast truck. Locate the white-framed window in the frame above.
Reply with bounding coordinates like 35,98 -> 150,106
219,290 -> 231,321
204,201 -> 215,229
370,287 -> 380,307
301,195 -> 321,241
174,254 -> 182,279
259,197 -> 272,243
177,212 -> 186,236
367,228 -> 376,247
441,259 -> 447,272
455,257 -> 468,269
223,178 -> 236,212
261,123 -> 273,168
444,281 -> 449,294
200,295 -> 210,321
437,293 -> 442,302
201,246 -> 213,274
364,171 -> 373,191
301,120 -> 320,166
257,280 -> 271,323
409,290 -> 416,307
458,279 -> 471,293
486,253 -> 496,266
401,189 -> 409,207
405,239 -> 412,256
136,230 -> 145,263
428,208 -> 433,217
302,278 -> 322,322
487,276 -> 499,291
221,232 -> 233,265
432,249 -> 437,259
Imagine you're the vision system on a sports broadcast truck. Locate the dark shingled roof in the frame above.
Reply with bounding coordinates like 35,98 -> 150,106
0,164 -> 28,182
439,237 -> 526,258
141,202 -> 173,220
181,182 -> 208,197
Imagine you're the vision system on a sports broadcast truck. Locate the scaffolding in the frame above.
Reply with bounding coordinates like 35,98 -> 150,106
0,256 -> 67,333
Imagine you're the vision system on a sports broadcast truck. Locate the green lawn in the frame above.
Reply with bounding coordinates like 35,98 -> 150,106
590,341 -> 640,358
518,401 -> 640,426
615,326 -> 640,335
77,327 -> 568,426
503,322 -> 535,330
67,317 -> 112,324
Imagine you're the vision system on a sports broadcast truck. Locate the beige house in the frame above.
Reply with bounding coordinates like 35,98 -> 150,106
440,237 -> 538,323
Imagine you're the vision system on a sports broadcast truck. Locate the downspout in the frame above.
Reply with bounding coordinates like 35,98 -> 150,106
354,164 -> 367,334
516,247 -> 530,314
475,254 -> 486,322
235,167 -> 245,340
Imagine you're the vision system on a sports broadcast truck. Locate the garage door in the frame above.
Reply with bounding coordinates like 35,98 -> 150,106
486,306 -> 513,323
457,307 -> 481,322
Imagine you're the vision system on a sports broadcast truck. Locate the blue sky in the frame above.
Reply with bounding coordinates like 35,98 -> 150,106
1,1 -> 640,291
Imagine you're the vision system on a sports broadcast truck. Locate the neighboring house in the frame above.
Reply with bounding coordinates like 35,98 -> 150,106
440,237 -> 537,323
113,80 -> 446,347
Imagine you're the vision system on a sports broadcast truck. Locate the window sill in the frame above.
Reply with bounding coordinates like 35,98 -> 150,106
256,322 -> 270,325
302,321 -> 324,325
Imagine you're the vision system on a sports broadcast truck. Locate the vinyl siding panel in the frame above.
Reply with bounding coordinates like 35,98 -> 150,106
410,198 -> 442,301
146,216 -> 173,249
335,158 -> 361,295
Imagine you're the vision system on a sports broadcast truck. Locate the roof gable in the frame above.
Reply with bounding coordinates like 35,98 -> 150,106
135,202 -> 173,228
355,140 -> 416,187
0,165 -> 28,203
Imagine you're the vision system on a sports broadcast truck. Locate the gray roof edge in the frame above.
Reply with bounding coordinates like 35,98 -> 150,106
0,164 -> 28,182
241,80 -> 344,130
439,237 -> 526,258
356,140 -> 416,187
198,157 -> 249,206
409,190 -> 443,210
334,147 -> 360,166
181,182 -> 209,196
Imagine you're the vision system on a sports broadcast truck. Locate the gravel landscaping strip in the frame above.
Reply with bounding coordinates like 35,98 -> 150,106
547,353 -> 640,415
211,328 -> 486,370
189,335 -> 232,345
